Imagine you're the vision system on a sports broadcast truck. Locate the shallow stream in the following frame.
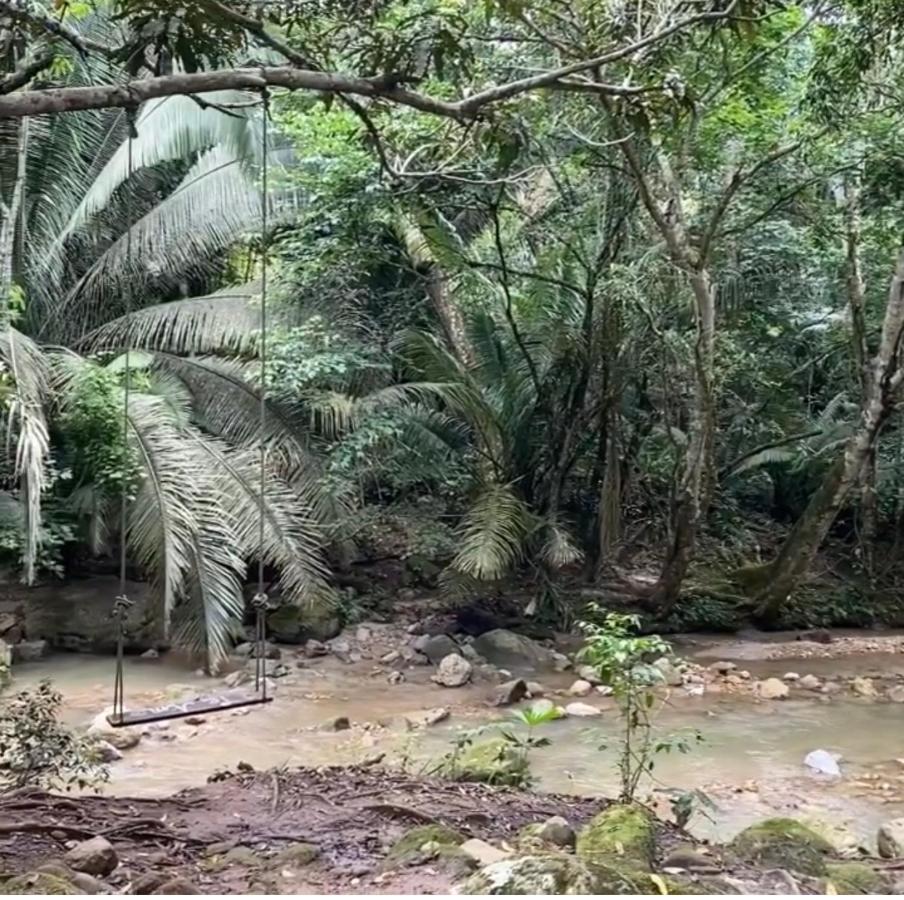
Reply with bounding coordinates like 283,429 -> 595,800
10,633 -> 904,849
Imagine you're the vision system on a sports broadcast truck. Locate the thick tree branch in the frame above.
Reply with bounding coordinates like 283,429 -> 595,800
0,51 -> 54,95
0,0 -> 111,55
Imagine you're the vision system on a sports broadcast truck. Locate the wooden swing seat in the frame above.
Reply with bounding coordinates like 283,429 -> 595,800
106,689 -> 272,727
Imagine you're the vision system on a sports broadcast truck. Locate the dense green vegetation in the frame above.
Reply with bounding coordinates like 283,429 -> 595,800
3,0 -> 904,667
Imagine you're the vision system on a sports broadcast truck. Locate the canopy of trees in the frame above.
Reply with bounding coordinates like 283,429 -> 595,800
3,0 -> 904,667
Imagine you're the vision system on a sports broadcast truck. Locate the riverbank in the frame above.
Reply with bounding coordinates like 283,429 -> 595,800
2,765 -> 901,895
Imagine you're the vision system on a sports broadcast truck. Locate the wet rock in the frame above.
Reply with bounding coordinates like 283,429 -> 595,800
887,685 -> 904,703
755,678 -> 789,700
851,676 -> 878,698
652,657 -> 683,687
153,877 -> 200,894
710,661 -> 737,675
821,681 -> 843,695
140,648 -> 159,659
799,674 -> 822,690
576,665 -> 602,685
568,679 -> 593,697
684,683 -> 705,697
69,872 -> 104,894
493,678 -> 529,706
529,698 -> 558,717
441,737 -> 529,786
730,818 -> 833,876
878,818 -> 904,858
804,628 -> 833,644
564,701 -> 600,717
304,639 -> 328,657
804,749 -> 841,776
90,739 -> 123,763
551,652 -> 572,672
415,634 -> 459,664
460,838 -> 510,866
459,854 -> 596,895
595,684 -> 614,696
381,650 -> 401,664
387,669 -> 405,684
526,681 -> 545,697
471,629 -> 554,670
12,639 -> 49,662
323,715 -> 350,731
64,836 -> 118,876
783,672 -> 800,682
267,603 -> 340,644
421,706 -> 450,726
3,873 -> 79,894
432,653 -> 472,687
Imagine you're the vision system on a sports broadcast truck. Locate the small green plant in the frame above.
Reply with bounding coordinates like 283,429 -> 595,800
577,610 -> 703,803
433,723 -> 492,780
498,702 -> 562,785
0,680 -> 109,792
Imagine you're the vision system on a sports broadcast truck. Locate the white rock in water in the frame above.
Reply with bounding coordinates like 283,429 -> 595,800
564,702 -> 601,717
804,749 -> 841,776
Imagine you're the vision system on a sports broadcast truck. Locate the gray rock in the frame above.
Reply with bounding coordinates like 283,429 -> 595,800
387,670 -> 405,684
323,715 -> 350,731
576,664 -> 602,685
653,656 -> 683,687
139,648 -> 159,659
878,819 -> 904,858
783,672 -> 800,682
460,854 -> 596,894
551,652 -> 572,672
493,678 -> 529,706
471,629 -> 554,671
887,685 -> 904,703
755,677 -> 789,700
421,707 -> 451,726
11,639 -> 49,662
64,836 -> 118,876
568,679 -> 593,697
534,816 -> 575,848
851,676 -> 878,698
710,660 -> 737,674
799,674 -> 822,690
526,681 -> 546,697
415,633 -> 459,664
70,872 -> 105,894
267,602 -> 341,644
432,653 -> 472,687
564,701 -> 600,717
460,838 -> 510,866
304,639 -> 328,657
91,740 -> 123,763
381,650 -> 401,664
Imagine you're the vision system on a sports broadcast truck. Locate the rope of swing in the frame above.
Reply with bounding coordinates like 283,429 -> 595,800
112,89 -> 272,721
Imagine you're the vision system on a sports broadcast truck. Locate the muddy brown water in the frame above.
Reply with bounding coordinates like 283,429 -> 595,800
9,634 -> 904,851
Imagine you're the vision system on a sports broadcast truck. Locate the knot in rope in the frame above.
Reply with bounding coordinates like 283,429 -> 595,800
251,591 -> 270,611
112,593 -> 134,618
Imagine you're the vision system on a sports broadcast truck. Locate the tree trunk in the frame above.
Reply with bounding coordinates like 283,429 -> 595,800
757,248 -> 904,619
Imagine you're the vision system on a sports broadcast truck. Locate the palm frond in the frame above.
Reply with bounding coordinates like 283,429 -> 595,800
539,519 -> 583,568
452,481 -> 531,581
79,284 -> 263,356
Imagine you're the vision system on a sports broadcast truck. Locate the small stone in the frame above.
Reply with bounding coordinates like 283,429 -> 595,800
851,676 -> 878,698
725,674 -> 743,686
551,652 -> 572,672
184,715 -> 206,726
529,698 -> 556,717
805,628 -> 834,644
804,749 -> 841,776
533,816 -> 575,848
755,677 -> 789,700
684,683 -> 705,697
153,877 -> 200,894
526,681 -> 545,697
886,685 -> 904,703
323,715 -> 350,731
381,650 -> 401,664
64,836 -> 118,876
415,634 -> 459,665
91,740 -> 122,762
387,670 -> 405,685
568,679 -> 593,697
140,648 -> 159,659
564,701 -> 600,717
70,872 -> 105,894
132,872 -> 168,894
652,656 -> 683,686
493,678 -> 529,706
661,847 -> 716,871
420,707 -> 450,726
799,674 -> 822,690
783,672 -> 800,682
878,819 -> 904,858
738,670 -> 751,680
822,681 -> 844,695
431,653 -> 472,687
576,665 -> 602,685
305,639 -> 328,657
356,625 -> 372,643
595,684 -> 614,696
460,838 -> 510,866
710,661 -> 737,675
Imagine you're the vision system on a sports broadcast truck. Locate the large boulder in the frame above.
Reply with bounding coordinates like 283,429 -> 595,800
459,854 -> 597,895
415,634 -> 459,664
63,836 -> 118,876
471,629 -> 554,671
432,653 -> 472,687
730,818 -> 833,876
576,804 -> 655,874
21,578 -> 161,653
878,818 -> 904,858
441,737 -> 529,786
267,602 -> 341,644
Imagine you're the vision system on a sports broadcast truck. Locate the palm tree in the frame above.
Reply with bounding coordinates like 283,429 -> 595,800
1,42 -> 334,668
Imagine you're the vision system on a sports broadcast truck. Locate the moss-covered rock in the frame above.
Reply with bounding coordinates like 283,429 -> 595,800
730,818 -> 833,876
267,602 -> 341,644
576,804 -> 656,872
385,824 -> 465,867
272,842 -> 320,868
459,854 -> 597,895
442,738 -> 530,787
825,862 -> 889,895
3,873 -> 79,895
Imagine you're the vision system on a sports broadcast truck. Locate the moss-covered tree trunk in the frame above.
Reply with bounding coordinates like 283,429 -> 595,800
756,248 -> 904,619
